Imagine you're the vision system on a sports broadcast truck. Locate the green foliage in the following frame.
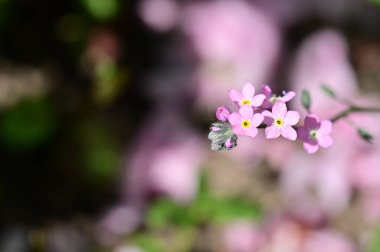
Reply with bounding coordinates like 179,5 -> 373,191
321,84 -> 336,98
0,98 -> 56,150
371,0 -> 380,6
301,89 -> 311,112
81,0 -> 119,21
146,175 -> 262,230
357,128 -> 374,143
79,122 -> 120,182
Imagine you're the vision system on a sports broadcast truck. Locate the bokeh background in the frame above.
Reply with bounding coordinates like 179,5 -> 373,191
1,0 -> 380,251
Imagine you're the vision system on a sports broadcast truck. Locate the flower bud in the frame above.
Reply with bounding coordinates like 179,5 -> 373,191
216,106 -> 231,121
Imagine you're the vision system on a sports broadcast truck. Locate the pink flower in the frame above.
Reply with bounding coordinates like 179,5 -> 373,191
229,83 -> 266,108
261,85 -> 296,109
298,115 -> 334,154
262,101 -> 300,140
228,105 -> 264,138
216,106 -> 231,121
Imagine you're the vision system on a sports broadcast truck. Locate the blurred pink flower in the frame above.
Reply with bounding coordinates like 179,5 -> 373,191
139,0 -> 179,32
124,109 -> 206,206
298,115 -> 334,154
262,101 -> 300,140
290,29 -> 358,117
223,221 -> 266,252
182,0 -> 281,108
304,230 -> 356,252
228,106 -> 264,138
229,83 -> 266,108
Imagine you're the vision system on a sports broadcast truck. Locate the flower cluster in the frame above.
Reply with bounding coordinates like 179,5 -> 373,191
209,83 -> 334,154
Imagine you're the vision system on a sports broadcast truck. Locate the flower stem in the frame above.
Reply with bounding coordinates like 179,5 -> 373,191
330,106 -> 380,123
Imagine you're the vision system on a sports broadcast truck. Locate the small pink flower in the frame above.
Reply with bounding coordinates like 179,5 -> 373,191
262,101 -> 300,140
261,85 -> 296,109
298,115 -> 333,154
229,83 -> 266,108
228,105 -> 264,138
216,106 -> 231,121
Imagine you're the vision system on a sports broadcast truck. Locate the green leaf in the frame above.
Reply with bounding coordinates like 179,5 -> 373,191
321,84 -> 336,98
358,128 -> 374,143
301,89 -> 311,111
0,98 -> 56,150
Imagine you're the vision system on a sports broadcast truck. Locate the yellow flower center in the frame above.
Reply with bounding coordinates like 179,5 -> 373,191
241,120 -> 251,129
240,99 -> 251,106
275,118 -> 283,127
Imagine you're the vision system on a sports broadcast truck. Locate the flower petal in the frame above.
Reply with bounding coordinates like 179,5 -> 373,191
242,83 -> 255,98
304,142 -> 319,154
261,85 -> 272,97
318,135 -> 334,148
251,113 -> 264,127
281,125 -> 297,141
262,110 -> 274,125
304,114 -> 320,129
297,126 -> 309,142
265,125 -> 280,139
232,124 -> 245,136
251,94 -> 266,107
239,105 -> 253,119
228,113 -> 241,125
284,111 -> 300,126
229,89 -> 243,104
272,101 -> 287,118
279,91 -> 296,102
245,127 -> 258,138
319,120 -> 332,134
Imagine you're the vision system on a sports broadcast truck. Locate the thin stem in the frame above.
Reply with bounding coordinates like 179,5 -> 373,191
330,106 -> 380,123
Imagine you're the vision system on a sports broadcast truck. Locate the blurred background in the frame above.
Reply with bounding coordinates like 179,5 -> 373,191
1,0 -> 380,251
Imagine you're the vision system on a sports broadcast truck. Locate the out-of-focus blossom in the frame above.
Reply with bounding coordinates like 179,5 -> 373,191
222,221 -> 265,252
139,0 -> 179,32
303,230 -> 356,252
182,0 -> 281,108
229,83 -> 266,108
298,115 -> 334,154
262,101 -> 299,140
124,109 -> 206,206
290,29 -> 357,117
216,106 -> 231,122
228,106 -> 264,138
261,85 -> 296,109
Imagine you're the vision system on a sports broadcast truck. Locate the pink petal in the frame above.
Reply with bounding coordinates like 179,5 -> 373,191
242,83 -> 255,98
284,111 -> 300,126
232,124 -> 245,136
279,91 -> 296,102
261,85 -> 272,97
318,135 -> 333,148
304,114 -> 320,129
272,101 -> 287,118
251,113 -> 264,127
245,127 -> 258,138
251,94 -> 266,107
239,105 -> 253,119
304,142 -> 319,154
319,120 -> 332,134
265,125 -> 280,139
297,126 -> 309,142
280,125 -> 297,141
228,113 -> 241,125
229,89 -> 243,103
262,110 -> 274,125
